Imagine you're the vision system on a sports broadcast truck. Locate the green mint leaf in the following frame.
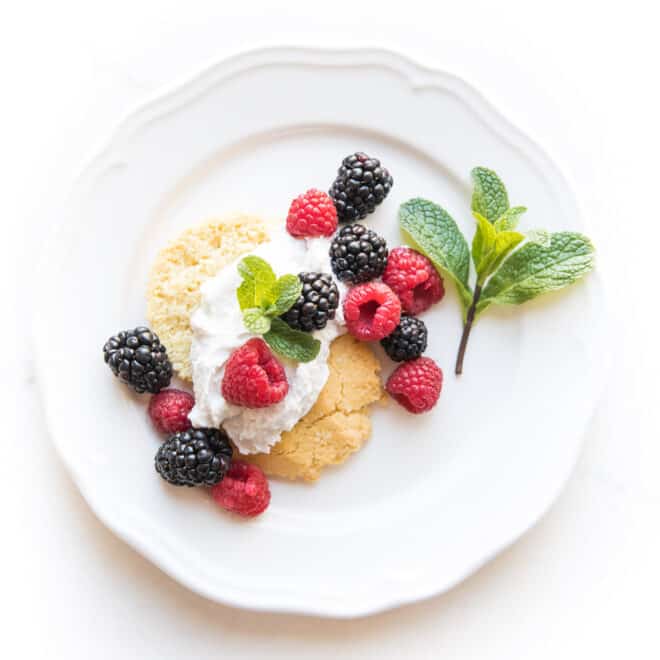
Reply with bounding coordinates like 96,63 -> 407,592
490,229 -> 525,276
471,167 -> 510,223
494,206 -> 527,231
399,198 -> 472,309
237,279 -> 256,311
263,318 -> 321,363
472,212 -> 524,283
266,274 -> 303,317
476,231 -> 595,314
237,255 -> 276,307
242,308 -> 271,335
472,212 -> 498,279
525,229 -> 552,248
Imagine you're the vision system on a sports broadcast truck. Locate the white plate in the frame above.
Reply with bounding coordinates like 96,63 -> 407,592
33,47 -> 607,617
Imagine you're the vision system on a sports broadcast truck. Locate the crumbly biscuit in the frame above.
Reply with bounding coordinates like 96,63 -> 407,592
146,214 -> 270,381
242,335 -> 383,481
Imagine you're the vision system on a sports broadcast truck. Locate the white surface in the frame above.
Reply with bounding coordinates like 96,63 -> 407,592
34,46 -> 607,617
3,0 -> 659,656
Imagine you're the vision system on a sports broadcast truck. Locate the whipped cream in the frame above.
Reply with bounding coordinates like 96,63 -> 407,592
188,227 -> 346,454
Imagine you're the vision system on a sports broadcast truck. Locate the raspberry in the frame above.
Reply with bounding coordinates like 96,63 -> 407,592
343,282 -> 401,341
211,461 -> 271,517
222,338 -> 288,408
148,388 -> 194,434
286,188 -> 338,238
382,247 -> 445,315
386,357 -> 443,414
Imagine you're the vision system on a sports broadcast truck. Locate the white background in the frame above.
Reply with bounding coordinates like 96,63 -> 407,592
2,1 -> 659,658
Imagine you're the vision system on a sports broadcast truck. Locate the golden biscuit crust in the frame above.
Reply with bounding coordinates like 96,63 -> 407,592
242,335 -> 383,481
146,214 -> 269,380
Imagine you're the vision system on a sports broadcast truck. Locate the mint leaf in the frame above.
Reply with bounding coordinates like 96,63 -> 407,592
494,206 -> 527,231
264,318 -> 321,363
476,232 -> 595,314
243,308 -> 271,335
525,229 -> 552,248
237,279 -> 256,311
472,212 -> 498,279
266,274 -> 303,317
399,198 -> 472,309
490,230 -> 525,276
472,212 -> 524,282
237,255 -> 276,307
471,167 -> 509,223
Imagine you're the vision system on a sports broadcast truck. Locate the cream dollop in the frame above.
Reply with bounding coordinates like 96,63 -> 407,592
188,227 -> 346,454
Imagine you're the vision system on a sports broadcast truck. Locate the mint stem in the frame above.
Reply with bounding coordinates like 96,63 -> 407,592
455,284 -> 481,375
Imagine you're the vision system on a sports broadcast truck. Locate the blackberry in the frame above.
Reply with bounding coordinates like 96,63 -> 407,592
280,272 -> 339,332
380,315 -> 428,362
329,223 -> 388,284
155,428 -> 233,487
329,152 -> 393,223
103,326 -> 172,394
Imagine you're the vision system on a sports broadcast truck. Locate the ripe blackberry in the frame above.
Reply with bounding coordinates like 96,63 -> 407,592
329,152 -> 393,223
103,326 -> 172,394
280,272 -> 339,332
155,428 -> 233,487
380,316 -> 428,362
329,223 -> 388,284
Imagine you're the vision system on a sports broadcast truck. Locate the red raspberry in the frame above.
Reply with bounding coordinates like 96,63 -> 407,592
286,189 -> 338,238
222,338 -> 288,408
343,282 -> 401,341
211,461 -> 271,517
382,247 -> 445,315
148,389 -> 194,434
385,357 -> 443,414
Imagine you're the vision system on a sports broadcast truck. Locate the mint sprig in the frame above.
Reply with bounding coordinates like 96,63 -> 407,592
400,166 -> 595,374
236,256 -> 320,363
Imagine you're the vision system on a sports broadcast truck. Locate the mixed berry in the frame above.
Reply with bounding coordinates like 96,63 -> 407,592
383,246 -> 445,315
329,152 -> 393,223
221,338 -> 289,408
280,272 -> 339,332
103,150 -> 446,518
329,223 -> 388,284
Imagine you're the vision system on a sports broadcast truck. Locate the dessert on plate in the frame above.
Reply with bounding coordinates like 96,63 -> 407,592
103,156 -> 593,518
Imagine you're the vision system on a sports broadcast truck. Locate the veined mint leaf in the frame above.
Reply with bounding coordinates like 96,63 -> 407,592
266,274 -> 303,317
471,167 -> 509,223
243,308 -> 271,335
399,198 -> 472,309
472,212 -> 524,283
237,255 -> 276,307
472,212 -> 498,279
525,229 -> 552,248
237,279 -> 256,311
494,206 -> 527,231
476,231 -> 595,314
490,230 -> 525,275
264,318 -> 321,363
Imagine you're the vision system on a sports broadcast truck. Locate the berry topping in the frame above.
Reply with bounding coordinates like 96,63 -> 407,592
380,315 -> 428,362
385,357 -> 443,414
103,326 -> 172,394
286,188 -> 338,238
382,247 -> 445,315
148,389 -> 195,434
329,223 -> 388,284
343,282 -> 401,341
211,461 -> 271,517
155,428 -> 233,487
280,272 -> 339,332
222,338 -> 288,408
329,152 -> 393,223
